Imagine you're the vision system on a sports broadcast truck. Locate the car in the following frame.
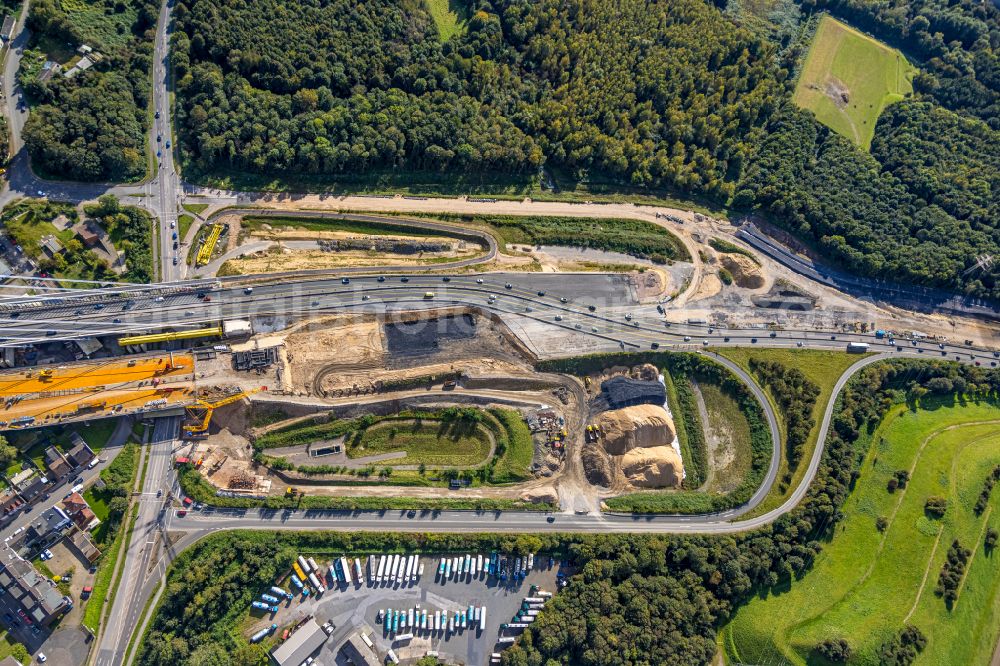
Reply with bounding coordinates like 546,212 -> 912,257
377,276 -> 386,282
559,297 -> 568,303
624,313 -> 632,320
155,111 -> 160,119
546,516 -> 555,523
156,489 -> 162,497
650,342 -> 659,349
113,318 -> 122,324
769,332 -> 776,338
476,278 -> 484,284
588,305 -> 596,311
154,296 -> 164,302
172,257 -> 178,265
172,232 -> 177,240
156,150 -> 161,158
442,277 -> 450,282
169,221 -> 174,228
683,336 -> 691,342
537,291 -> 545,296
36,653 -> 45,663
830,335 -> 837,340
173,241 -> 178,250
95,303 -> 104,310
993,351 -> 999,358
554,315 -> 563,321
400,277 -> 409,282
157,135 -> 162,142
574,323 -> 582,329
939,342 -> 946,349
505,283 -> 512,289
176,510 -> 187,517
362,294 -> 369,300
723,336 -> 730,342
751,337 -> 758,343
165,141 -> 171,148
340,277 -> 350,284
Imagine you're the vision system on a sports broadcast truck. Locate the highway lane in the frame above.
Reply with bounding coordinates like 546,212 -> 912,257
5,272 -> 1000,375
95,416 -> 177,666
148,0 -> 180,283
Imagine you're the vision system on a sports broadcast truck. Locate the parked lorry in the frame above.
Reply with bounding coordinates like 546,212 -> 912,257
250,624 -> 277,642
270,586 -> 292,599
847,342 -> 870,353
261,594 -> 280,604
251,601 -> 278,612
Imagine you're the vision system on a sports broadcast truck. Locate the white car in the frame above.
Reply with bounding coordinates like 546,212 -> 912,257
37,654 -> 46,663
476,278 -> 484,284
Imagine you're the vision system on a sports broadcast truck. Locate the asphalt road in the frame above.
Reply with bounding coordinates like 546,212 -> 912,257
95,416 -> 177,666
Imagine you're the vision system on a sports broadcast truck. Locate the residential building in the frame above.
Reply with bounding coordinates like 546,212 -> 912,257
40,235 -> 63,258
62,493 -> 98,531
64,435 -> 95,468
0,546 -> 71,626
44,446 -> 71,481
21,506 -> 71,551
0,15 -> 14,42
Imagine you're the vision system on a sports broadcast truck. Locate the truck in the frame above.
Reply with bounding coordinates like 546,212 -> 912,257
354,557 -> 364,584
340,557 -> 352,585
434,610 -> 441,632
410,555 -> 418,581
523,597 -> 545,603
261,594 -> 280,604
368,556 -> 375,582
404,556 -> 413,583
384,609 -> 392,633
270,586 -> 292,599
297,556 -> 310,573
875,329 -> 886,339
480,606 -> 486,630
308,572 -> 324,593
377,555 -> 386,584
423,292 -> 434,299
527,553 -> 534,570
250,624 -> 277,642
251,601 -> 278,612
408,608 -> 415,627
386,648 -> 400,665
394,633 -> 414,643
307,557 -> 319,573
847,342 -> 870,353
289,574 -> 303,590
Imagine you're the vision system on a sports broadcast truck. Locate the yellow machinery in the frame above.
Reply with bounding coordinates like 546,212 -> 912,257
196,224 -> 223,266
38,369 -> 53,380
118,326 -> 223,346
183,387 -> 264,437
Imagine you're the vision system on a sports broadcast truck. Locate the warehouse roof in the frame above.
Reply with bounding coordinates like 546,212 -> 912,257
270,619 -> 327,666
601,375 -> 666,408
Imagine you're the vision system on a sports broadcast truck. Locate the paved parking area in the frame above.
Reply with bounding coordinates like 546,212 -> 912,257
260,554 -> 563,665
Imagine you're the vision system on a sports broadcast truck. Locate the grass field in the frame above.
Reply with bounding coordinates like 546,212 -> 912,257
57,0 -> 139,52
698,382 -> 752,492
793,15 -> 916,149
424,0 -> 468,41
241,215 -> 459,239
177,214 -> 194,240
722,399 -> 1000,665
181,203 -> 208,216
718,348 -> 863,517
349,419 -> 492,467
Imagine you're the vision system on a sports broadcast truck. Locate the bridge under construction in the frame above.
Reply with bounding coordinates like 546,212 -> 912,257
0,352 -> 197,429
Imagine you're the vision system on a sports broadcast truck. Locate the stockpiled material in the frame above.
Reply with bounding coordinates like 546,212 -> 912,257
599,405 -> 676,456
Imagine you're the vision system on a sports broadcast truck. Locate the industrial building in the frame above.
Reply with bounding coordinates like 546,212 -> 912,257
0,546 -> 71,626
270,619 -> 328,666
340,633 -> 380,666
601,376 -> 666,409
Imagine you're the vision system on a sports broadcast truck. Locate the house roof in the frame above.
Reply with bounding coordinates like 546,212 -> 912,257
62,492 -> 89,515
64,441 -> 93,467
270,619 -> 327,666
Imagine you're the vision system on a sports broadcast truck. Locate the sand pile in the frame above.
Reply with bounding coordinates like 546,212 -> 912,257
582,444 -> 614,487
599,405 -> 676,455
634,363 -> 659,381
720,253 -> 765,289
620,446 -> 683,487
520,486 -> 558,504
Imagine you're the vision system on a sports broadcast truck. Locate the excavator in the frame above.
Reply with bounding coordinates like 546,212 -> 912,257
183,386 -> 265,438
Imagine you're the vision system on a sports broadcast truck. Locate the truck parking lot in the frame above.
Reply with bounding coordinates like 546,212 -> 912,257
255,553 -> 565,665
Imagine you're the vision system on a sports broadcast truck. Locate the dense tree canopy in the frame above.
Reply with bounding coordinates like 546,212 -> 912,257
20,0 -> 155,181
173,0 -> 782,200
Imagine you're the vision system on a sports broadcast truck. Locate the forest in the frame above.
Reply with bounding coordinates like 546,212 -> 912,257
20,0 -> 156,181
135,358 -> 1000,666
171,0 -> 781,201
166,0 -> 1000,299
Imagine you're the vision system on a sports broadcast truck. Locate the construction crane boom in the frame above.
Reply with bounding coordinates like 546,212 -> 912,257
183,386 -> 265,437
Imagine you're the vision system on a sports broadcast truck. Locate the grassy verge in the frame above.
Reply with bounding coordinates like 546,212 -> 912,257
708,237 -> 759,265
181,203 -> 208,216
487,408 -> 535,483
347,419 -> 492,467
177,213 -> 194,240
242,215 -> 462,239
717,348 -> 863,518
698,382 -> 752,492
667,372 -> 707,489
722,398 -> 1000,665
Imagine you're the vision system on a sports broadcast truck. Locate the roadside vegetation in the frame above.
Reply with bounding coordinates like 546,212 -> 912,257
240,215 -> 461,240
718,348 -> 862,517
698,382 -> 753,493
722,399 -> 1000,665
82,441 -> 141,633
20,0 -> 157,181
662,370 -> 706,489
83,194 -> 153,282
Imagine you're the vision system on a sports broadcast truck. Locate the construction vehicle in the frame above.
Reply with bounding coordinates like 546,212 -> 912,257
38,369 -> 54,380
183,387 -> 265,437
196,224 -> 223,266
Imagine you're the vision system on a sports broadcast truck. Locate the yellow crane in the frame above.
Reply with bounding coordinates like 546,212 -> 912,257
196,224 -> 223,266
183,386 -> 265,437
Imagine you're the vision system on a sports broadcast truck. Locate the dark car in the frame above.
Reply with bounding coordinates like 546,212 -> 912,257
400,277 -> 409,283
546,516 -> 555,523
650,342 -> 659,349
341,277 -> 350,284
588,305 -> 596,311
377,276 -> 386,282
442,277 -> 450,282
537,291 -> 545,297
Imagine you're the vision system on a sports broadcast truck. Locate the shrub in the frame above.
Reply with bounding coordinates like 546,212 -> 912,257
816,638 -> 852,662
924,496 -> 948,518
718,267 -> 734,285
935,539 -> 971,607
